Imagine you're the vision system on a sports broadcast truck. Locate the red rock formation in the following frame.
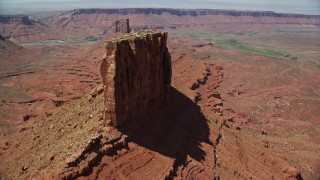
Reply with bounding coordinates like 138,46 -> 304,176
112,19 -> 130,33
100,30 -> 172,126
0,16 -> 59,43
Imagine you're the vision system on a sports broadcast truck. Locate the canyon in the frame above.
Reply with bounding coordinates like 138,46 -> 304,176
0,8 -> 319,179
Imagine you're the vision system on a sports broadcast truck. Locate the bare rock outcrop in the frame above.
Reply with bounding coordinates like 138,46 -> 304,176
100,30 -> 172,126
112,19 -> 130,33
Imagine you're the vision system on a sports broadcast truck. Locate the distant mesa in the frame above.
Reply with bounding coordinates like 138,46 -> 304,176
1,8 -> 319,43
72,8 -> 320,19
100,30 -> 171,126
112,19 -> 130,33
0,15 -> 32,25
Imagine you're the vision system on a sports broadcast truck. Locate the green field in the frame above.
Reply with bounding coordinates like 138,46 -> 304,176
216,39 -> 298,61
171,28 -> 318,62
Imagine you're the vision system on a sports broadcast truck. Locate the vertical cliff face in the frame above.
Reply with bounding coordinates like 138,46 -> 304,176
100,30 -> 171,126
112,19 -> 130,33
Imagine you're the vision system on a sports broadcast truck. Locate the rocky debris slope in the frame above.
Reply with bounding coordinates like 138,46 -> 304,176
0,86 -> 107,179
101,30 -> 171,126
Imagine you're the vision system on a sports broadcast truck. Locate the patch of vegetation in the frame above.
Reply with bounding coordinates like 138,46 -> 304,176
284,157 -> 300,165
276,30 -> 319,33
0,117 -> 15,136
187,31 -> 218,42
234,32 -> 258,36
84,36 -> 101,41
131,29 -> 155,35
216,39 -> 298,61
0,87 -> 31,101
191,51 -> 216,60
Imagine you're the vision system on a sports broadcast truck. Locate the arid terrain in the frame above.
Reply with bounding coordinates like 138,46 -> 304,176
0,9 -> 319,179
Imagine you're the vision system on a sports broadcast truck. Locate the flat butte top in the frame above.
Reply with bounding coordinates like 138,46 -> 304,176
106,30 -> 165,44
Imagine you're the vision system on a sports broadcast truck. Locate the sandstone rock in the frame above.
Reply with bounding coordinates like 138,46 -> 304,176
190,83 -> 200,90
19,127 -> 26,132
261,129 -> 268,135
112,19 -> 130,33
52,99 -> 65,107
194,92 -> 201,103
100,30 -> 171,126
88,85 -> 104,100
22,165 -> 28,171
209,92 -> 221,99
23,114 -> 31,121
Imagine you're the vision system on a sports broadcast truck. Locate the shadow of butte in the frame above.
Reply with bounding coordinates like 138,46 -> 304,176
118,86 -> 213,165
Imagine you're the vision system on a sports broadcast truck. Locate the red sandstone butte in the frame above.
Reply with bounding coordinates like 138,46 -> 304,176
100,30 -> 172,126
112,19 -> 130,33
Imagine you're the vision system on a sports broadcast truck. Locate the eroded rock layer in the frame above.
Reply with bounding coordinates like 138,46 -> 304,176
100,30 -> 172,126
